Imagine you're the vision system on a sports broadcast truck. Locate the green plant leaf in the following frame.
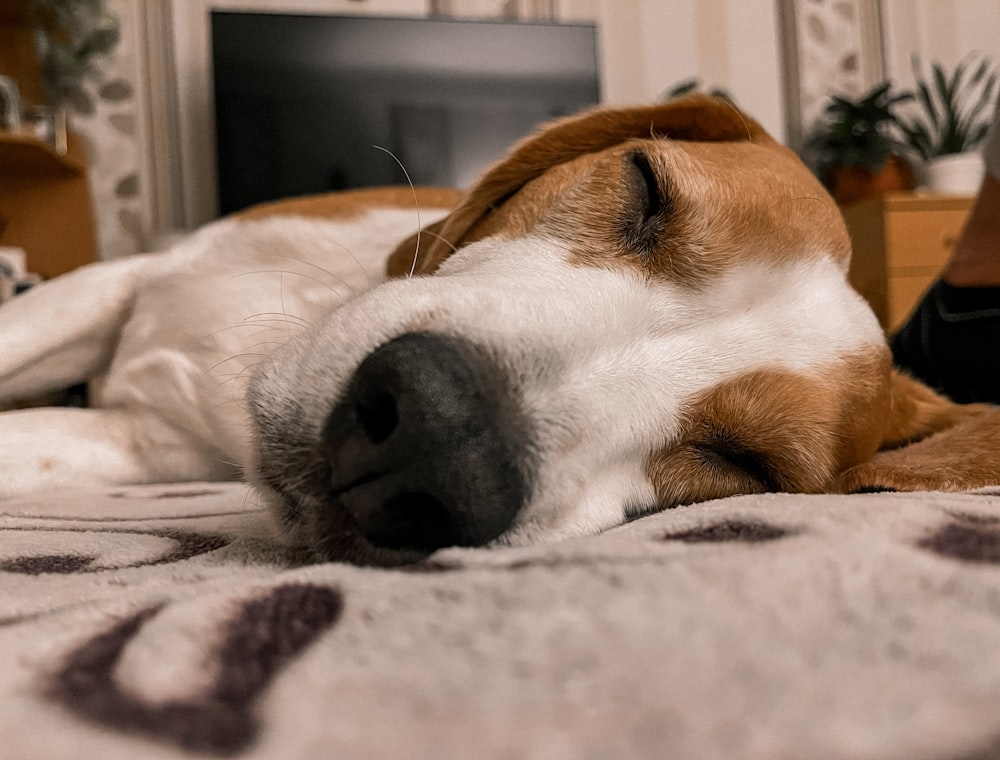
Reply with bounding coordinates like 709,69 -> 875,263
31,0 -> 120,104
933,62 -> 950,104
969,123 -> 990,146
916,81 -> 940,129
900,122 -> 932,161
904,53 -> 998,157
948,58 -> 967,103
970,57 -> 991,86
808,81 -> 915,170
867,81 -> 893,102
886,92 -> 915,107
665,79 -> 699,99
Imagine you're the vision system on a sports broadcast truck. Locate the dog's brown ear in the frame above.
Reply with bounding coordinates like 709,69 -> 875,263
386,218 -> 451,279
387,94 -> 773,277
835,370 -> 1000,493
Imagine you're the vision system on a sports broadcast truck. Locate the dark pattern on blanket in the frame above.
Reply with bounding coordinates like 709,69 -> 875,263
48,584 -> 343,756
919,519 -> 1000,564
0,529 -> 229,575
663,519 -> 791,543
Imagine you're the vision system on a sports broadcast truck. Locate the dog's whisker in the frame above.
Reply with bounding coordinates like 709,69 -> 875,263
371,144 -> 422,278
273,465 -> 324,496
231,269 -> 354,300
420,228 -> 459,255
236,319 -> 307,332
721,97 -> 754,142
210,365 -> 264,386
241,311 -> 310,328
240,486 -> 264,512
213,454 -> 244,470
208,320 -> 307,343
279,271 -> 287,323
206,452 -> 250,481
199,349 -> 276,382
268,248 -> 372,291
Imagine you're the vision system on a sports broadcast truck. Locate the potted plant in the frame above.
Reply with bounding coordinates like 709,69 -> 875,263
33,0 -> 120,104
663,78 -> 735,104
806,81 -> 916,204
901,53 -> 998,194
29,0 -> 119,153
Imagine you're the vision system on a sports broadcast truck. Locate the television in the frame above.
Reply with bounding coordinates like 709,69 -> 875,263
211,12 -> 600,215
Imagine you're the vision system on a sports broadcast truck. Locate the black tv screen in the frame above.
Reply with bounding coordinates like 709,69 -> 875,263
211,12 -> 600,215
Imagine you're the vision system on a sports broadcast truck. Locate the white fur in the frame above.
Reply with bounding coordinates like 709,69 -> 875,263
249,234 -> 884,545
0,208 -> 441,497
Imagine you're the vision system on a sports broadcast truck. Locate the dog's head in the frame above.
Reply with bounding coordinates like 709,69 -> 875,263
248,95 -> 1000,564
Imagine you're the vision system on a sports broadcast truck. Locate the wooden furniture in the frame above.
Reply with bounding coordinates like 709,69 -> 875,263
0,0 -> 98,279
843,192 -> 974,332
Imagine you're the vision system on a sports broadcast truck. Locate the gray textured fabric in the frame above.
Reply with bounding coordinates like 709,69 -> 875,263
3,482 -> 1000,759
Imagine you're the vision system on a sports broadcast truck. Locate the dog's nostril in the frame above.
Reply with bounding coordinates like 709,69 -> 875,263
366,492 -> 452,551
355,386 -> 398,444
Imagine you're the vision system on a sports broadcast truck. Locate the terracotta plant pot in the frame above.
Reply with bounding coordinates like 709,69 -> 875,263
826,155 -> 916,205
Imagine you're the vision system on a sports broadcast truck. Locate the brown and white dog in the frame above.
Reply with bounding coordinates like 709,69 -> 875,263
1,95 -> 999,563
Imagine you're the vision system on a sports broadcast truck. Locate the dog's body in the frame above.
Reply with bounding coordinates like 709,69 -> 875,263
0,188 -> 456,494
2,96 -> 999,564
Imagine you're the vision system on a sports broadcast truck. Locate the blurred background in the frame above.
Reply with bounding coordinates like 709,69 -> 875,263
0,0 -> 998,269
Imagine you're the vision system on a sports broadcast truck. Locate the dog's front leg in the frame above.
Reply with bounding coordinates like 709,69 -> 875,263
0,407 -> 207,499
0,254 -> 162,403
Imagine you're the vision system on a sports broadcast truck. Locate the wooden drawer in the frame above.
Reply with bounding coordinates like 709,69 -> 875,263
884,208 -> 967,270
843,192 -> 974,332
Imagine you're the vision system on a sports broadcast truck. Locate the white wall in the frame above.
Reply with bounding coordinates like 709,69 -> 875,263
592,0 -> 785,141
882,0 -> 1000,89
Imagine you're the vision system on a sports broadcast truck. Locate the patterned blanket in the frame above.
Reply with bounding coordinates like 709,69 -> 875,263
3,483 -> 1000,759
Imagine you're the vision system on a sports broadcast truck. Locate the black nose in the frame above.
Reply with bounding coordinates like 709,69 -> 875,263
322,332 -> 530,552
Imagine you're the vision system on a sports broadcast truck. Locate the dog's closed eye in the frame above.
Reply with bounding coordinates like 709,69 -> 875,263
630,151 -> 665,223
696,434 -> 780,493
621,150 -> 671,254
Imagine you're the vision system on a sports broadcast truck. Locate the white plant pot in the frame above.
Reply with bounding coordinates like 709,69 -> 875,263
925,152 -> 985,195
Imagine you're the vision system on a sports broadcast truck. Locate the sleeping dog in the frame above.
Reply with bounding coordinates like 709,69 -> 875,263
2,95 -> 999,563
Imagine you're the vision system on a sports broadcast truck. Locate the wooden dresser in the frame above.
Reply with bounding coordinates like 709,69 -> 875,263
843,192 -> 974,332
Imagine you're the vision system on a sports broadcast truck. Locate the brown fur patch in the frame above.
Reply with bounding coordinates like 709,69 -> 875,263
647,352 -> 889,506
238,186 -> 461,224
878,370 -> 991,449
385,95 -> 850,287
387,95 -> 780,278
548,139 -> 850,287
836,407 -> 1000,493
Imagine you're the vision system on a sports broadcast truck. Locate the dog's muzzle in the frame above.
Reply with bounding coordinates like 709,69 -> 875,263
321,331 -> 532,552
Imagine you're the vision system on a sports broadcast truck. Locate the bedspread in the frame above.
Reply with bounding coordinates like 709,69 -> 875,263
3,483 -> 1000,760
